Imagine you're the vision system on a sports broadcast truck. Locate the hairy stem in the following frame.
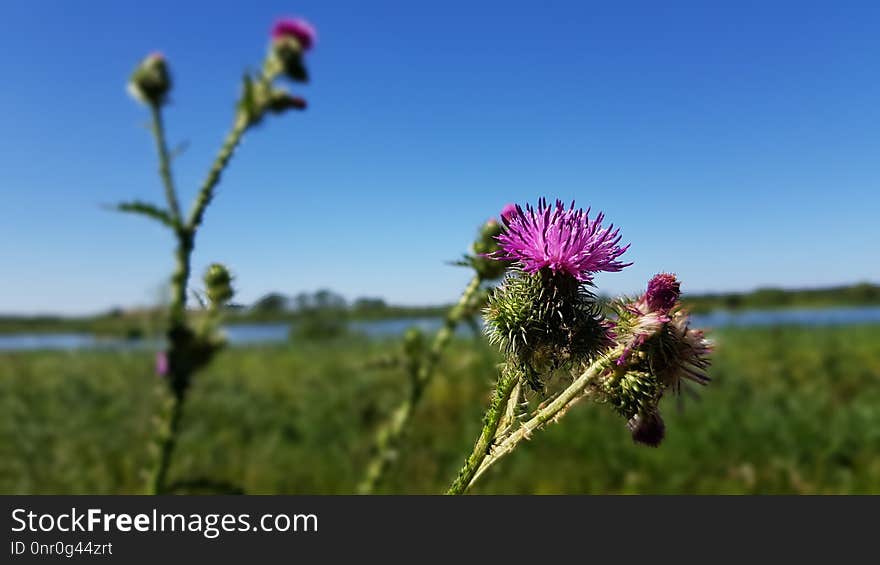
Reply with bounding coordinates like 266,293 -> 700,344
168,230 -> 193,327
446,364 -> 520,495
187,113 -> 251,231
357,274 -> 482,494
149,104 -> 182,225
149,390 -> 185,495
417,275 -> 481,387
151,95 -> 257,495
468,355 -> 613,489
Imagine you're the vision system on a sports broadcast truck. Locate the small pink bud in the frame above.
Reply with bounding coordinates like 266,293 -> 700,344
272,18 -> 317,51
500,203 -> 518,222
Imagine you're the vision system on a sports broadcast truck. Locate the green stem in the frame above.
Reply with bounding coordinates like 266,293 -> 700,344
149,104 -> 182,225
150,391 -> 185,495
169,230 -> 193,327
151,92 -> 256,495
145,60 -> 282,495
417,275 -> 481,387
357,274 -> 483,494
187,113 -> 251,231
467,355 -> 613,491
446,364 -> 520,495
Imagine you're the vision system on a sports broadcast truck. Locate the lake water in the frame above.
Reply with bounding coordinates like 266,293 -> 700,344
1,306 -> 879,352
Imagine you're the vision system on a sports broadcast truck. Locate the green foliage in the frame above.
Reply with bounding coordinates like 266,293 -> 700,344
4,325 -> 878,494
291,310 -> 348,342
251,293 -> 289,314
289,290 -> 349,341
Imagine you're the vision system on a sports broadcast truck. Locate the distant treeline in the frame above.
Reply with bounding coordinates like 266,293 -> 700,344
228,290 -> 447,323
1,283 -> 878,335
681,282 -> 880,313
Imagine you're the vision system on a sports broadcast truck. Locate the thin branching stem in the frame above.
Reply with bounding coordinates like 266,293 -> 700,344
149,104 -> 182,225
459,354 -> 614,493
187,113 -> 251,232
357,274 -> 483,494
149,86 -> 263,495
149,389 -> 185,494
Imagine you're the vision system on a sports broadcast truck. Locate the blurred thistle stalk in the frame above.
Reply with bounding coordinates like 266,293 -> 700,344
119,19 -> 316,494
357,217 -> 511,494
447,200 -> 712,494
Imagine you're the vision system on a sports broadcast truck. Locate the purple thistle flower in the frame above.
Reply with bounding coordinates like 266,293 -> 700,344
646,273 -> 681,313
155,351 -> 169,377
272,18 -> 317,50
494,198 -> 631,282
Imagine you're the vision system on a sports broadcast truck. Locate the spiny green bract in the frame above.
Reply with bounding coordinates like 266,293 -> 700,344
484,268 -> 609,388
600,370 -> 663,420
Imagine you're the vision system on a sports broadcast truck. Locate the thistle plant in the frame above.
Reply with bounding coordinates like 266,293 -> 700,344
447,199 -> 712,494
357,213 -> 512,494
118,18 -> 316,494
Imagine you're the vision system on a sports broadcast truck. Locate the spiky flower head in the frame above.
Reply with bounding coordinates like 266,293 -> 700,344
494,198 -> 631,282
596,274 -> 711,446
613,275 -> 711,386
646,272 -> 681,313
484,268 -> 613,389
128,52 -> 171,107
272,18 -> 317,50
270,18 -> 316,83
655,312 -> 712,392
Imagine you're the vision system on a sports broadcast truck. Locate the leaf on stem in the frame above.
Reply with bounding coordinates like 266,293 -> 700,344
111,200 -> 176,228
239,73 -> 258,123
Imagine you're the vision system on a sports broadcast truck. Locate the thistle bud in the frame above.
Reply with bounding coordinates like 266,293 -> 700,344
270,18 -> 316,83
272,18 -> 317,51
645,273 -> 681,314
627,411 -> 666,447
601,370 -> 662,420
128,52 -> 171,106
469,219 -> 507,280
204,263 -> 234,307
403,327 -> 425,361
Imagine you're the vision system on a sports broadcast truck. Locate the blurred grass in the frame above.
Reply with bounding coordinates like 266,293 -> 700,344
1,325 -> 879,494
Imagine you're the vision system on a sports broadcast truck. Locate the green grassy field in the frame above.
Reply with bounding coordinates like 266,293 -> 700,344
2,325 -> 879,494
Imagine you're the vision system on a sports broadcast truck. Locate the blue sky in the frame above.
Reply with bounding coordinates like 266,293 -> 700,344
1,1 -> 878,315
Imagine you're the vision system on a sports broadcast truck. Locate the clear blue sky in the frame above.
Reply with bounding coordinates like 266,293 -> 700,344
1,1 -> 878,315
